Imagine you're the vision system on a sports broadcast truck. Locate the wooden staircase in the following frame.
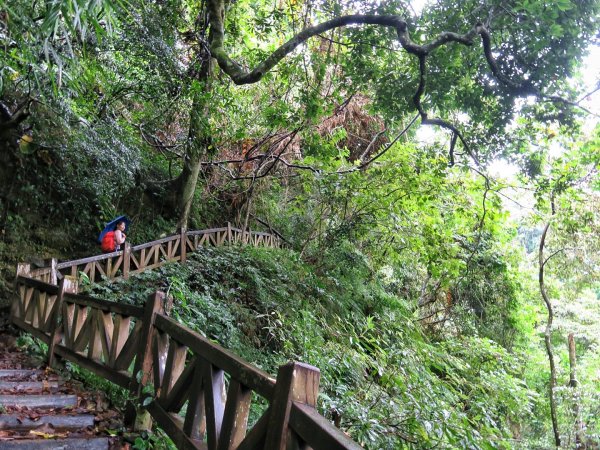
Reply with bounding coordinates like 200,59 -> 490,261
0,333 -> 123,449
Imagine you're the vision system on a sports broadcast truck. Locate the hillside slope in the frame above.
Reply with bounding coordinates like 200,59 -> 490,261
85,246 -> 532,449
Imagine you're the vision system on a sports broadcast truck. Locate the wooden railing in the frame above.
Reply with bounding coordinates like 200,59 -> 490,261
20,224 -> 281,285
11,226 -> 362,450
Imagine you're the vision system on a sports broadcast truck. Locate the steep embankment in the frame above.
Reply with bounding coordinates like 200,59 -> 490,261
85,245 -> 532,449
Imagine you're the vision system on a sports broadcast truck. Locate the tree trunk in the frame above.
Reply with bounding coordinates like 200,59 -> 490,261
568,333 -> 577,388
176,150 -> 203,228
568,333 -> 584,448
176,56 -> 215,228
538,221 -> 561,448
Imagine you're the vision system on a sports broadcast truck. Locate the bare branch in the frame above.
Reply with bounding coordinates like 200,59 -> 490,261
543,247 -> 570,267
0,99 -> 31,131
544,96 -> 600,118
351,114 -> 419,172
358,127 -> 388,163
577,84 -> 600,103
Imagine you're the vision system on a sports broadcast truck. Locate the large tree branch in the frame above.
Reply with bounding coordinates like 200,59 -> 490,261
208,0 -> 479,85
477,24 -> 593,116
206,2 -> 587,171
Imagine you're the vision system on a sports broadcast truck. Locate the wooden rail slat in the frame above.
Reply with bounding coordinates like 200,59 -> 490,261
202,361 -> 225,450
217,380 -> 252,450
147,400 -> 207,450
235,410 -> 269,450
109,315 -> 132,367
62,302 -> 75,348
97,311 -> 115,363
183,359 -> 207,441
160,340 -> 188,402
71,305 -> 91,351
160,357 -> 196,412
153,331 -> 170,392
87,309 -> 102,360
114,321 -> 142,371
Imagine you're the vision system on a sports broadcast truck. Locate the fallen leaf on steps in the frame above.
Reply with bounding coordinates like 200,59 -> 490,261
29,422 -> 67,439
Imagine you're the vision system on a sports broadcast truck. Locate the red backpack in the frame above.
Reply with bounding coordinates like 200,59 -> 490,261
101,231 -> 116,252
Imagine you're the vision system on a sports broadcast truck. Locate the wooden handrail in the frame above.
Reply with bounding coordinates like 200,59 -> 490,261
131,234 -> 180,251
46,225 -> 281,285
15,275 -> 60,294
290,403 -> 363,450
63,292 -> 144,318
186,227 -> 229,235
11,225 -> 363,450
56,251 -> 122,270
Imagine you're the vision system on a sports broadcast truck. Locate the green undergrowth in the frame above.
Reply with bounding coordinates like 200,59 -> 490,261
86,246 -> 534,449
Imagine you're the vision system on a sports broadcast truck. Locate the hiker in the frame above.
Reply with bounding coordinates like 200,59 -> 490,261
114,220 -> 127,251
100,220 -> 127,253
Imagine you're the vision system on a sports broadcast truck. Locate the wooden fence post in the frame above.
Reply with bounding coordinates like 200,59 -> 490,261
123,242 -> 131,279
48,276 -> 78,367
180,227 -> 187,263
126,291 -> 164,429
265,362 -> 320,450
12,264 -> 31,322
227,222 -> 232,245
16,263 -> 31,278
49,258 -> 58,285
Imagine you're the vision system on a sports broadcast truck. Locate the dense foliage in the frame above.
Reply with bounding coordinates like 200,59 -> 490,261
88,246 -> 534,448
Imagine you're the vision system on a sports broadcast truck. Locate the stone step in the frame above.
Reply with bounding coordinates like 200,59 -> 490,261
0,370 -> 45,380
0,414 -> 95,430
0,394 -> 78,409
0,437 -> 109,450
0,381 -> 60,392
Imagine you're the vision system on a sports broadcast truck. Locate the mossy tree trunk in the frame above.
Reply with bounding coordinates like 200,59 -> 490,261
175,40 -> 216,228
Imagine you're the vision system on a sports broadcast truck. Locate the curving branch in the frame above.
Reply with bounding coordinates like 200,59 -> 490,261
411,53 -> 479,164
208,0 -> 479,85
476,24 -> 537,96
